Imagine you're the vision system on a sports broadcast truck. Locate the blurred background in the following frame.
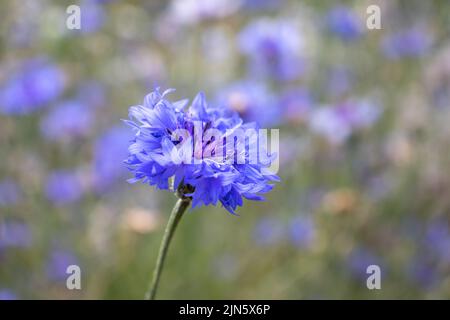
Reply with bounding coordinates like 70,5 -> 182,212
1,0 -> 450,299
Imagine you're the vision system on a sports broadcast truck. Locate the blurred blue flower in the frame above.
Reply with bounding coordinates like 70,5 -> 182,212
289,215 -> 315,248
168,0 -> 241,26
426,220 -> 450,263
0,221 -> 32,249
381,27 -> 432,60
407,255 -> 440,289
326,6 -> 363,42
279,88 -> 313,123
253,217 -> 284,246
93,126 -> 133,193
309,107 -> 352,145
238,19 -> 304,81
216,81 -> 280,127
0,58 -> 64,115
41,100 -> 93,141
78,0 -> 106,34
242,0 -> 282,11
309,99 -> 382,145
347,247 -> 382,280
125,88 -> 279,214
46,249 -> 79,281
341,100 -> 382,130
0,179 -> 22,207
45,170 -> 84,205
0,289 -> 17,300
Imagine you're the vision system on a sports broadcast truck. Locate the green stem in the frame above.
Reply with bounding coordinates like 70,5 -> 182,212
145,197 -> 191,300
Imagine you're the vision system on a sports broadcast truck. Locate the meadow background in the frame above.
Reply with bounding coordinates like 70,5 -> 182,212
1,0 -> 450,299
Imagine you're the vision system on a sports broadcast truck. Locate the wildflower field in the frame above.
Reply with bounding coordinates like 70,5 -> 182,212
1,0 -> 450,299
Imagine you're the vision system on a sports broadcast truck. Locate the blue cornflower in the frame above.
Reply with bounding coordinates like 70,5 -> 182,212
124,88 -> 279,214
253,217 -> 284,246
93,126 -> 133,193
381,27 -> 432,60
406,255 -> 440,289
279,87 -> 313,124
309,99 -> 382,145
238,19 -> 304,81
289,215 -> 315,249
0,221 -> 32,249
41,100 -> 93,141
46,249 -> 80,281
216,81 -> 280,127
0,289 -> 17,300
45,170 -> 84,205
347,247 -> 383,280
425,220 -> 450,263
326,6 -> 363,42
168,0 -> 241,26
80,0 -> 106,34
241,0 -> 282,12
0,58 -> 64,115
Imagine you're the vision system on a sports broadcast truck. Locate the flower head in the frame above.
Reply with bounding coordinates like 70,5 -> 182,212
381,27 -> 432,60
78,0 -> 106,34
125,88 -> 279,214
0,221 -> 32,249
93,126 -> 133,193
0,58 -> 64,115
289,215 -> 315,248
168,0 -> 241,26
309,99 -> 382,145
253,217 -> 284,246
347,247 -> 383,280
0,289 -> 17,300
238,19 -> 303,81
46,249 -> 80,280
216,80 -> 280,127
279,87 -> 313,124
426,219 -> 450,263
326,6 -> 363,42
41,100 -> 93,141
45,170 -> 84,205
